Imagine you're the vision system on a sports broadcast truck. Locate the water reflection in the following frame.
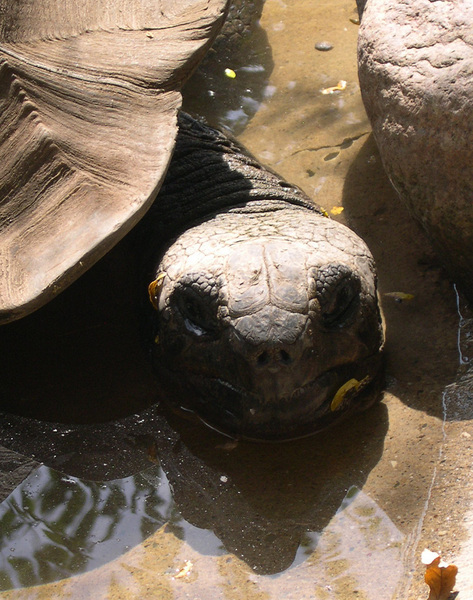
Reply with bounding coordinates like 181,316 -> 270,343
182,0 -> 273,134
258,487 -> 405,598
157,403 -> 388,574
0,466 -> 167,590
0,397 -> 388,591
0,459 -> 407,598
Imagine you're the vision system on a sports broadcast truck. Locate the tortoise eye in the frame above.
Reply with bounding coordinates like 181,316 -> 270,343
174,289 -> 219,337
182,295 -> 206,328
315,265 -> 361,328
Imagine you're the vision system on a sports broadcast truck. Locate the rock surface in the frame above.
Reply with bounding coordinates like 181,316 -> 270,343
358,0 -> 473,302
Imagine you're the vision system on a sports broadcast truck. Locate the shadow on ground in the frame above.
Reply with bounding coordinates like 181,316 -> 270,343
342,135 -> 461,419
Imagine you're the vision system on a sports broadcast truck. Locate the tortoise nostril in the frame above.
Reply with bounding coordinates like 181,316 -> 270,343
256,348 -> 292,368
257,351 -> 270,367
279,349 -> 292,365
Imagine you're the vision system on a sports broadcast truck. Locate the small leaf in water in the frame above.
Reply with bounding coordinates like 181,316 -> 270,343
224,68 -> 237,79
384,291 -> 415,302
148,272 -> 166,309
321,80 -> 347,94
422,549 -> 458,600
174,560 -> 193,579
331,206 -> 344,215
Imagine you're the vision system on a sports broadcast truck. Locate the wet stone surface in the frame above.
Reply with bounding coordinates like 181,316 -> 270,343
315,41 -> 334,52
0,0 -> 472,599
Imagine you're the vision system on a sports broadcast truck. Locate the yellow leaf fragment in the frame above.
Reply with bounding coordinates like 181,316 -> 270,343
331,376 -> 370,411
321,80 -> 347,95
224,68 -> 236,79
422,549 -> 458,600
330,206 -> 344,215
148,272 -> 166,310
174,560 -> 193,579
384,291 -> 415,302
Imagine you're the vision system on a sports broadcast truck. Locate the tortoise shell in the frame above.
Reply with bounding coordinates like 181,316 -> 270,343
0,0 -> 228,323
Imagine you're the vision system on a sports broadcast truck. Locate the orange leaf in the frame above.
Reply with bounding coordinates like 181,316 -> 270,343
424,556 -> 458,600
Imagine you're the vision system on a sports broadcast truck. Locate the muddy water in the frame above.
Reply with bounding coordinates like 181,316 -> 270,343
1,0 -> 473,599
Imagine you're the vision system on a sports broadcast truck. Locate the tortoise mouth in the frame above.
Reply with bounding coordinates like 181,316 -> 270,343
161,353 -> 383,441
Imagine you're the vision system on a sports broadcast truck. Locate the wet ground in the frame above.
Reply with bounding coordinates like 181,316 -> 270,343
1,0 -> 473,598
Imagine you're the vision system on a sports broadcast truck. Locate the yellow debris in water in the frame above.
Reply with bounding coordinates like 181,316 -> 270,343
331,375 -> 371,411
331,206 -> 344,215
331,379 -> 360,411
321,80 -> 347,94
225,68 -> 237,79
174,560 -> 193,579
384,291 -> 415,302
148,272 -> 166,310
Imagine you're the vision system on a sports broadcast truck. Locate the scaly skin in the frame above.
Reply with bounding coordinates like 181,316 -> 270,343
141,114 -> 384,440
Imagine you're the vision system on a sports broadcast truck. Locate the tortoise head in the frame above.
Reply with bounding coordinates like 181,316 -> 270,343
148,207 -> 383,441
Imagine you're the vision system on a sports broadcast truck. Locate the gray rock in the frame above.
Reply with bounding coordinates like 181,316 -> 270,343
358,0 -> 473,302
315,41 -> 333,52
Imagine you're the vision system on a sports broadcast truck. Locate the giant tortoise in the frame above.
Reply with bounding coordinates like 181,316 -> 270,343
0,0 -> 384,440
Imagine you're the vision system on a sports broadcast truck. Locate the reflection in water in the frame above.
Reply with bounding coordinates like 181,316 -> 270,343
155,403 -> 388,575
0,459 -> 406,598
0,398 -> 391,594
0,405 -> 387,585
0,465 -> 406,598
253,487 -> 405,598
325,488 -> 404,595
182,0 -> 273,134
0,466 -> 168,590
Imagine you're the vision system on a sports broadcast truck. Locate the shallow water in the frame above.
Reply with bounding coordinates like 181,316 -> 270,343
1,0 -> 473,599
